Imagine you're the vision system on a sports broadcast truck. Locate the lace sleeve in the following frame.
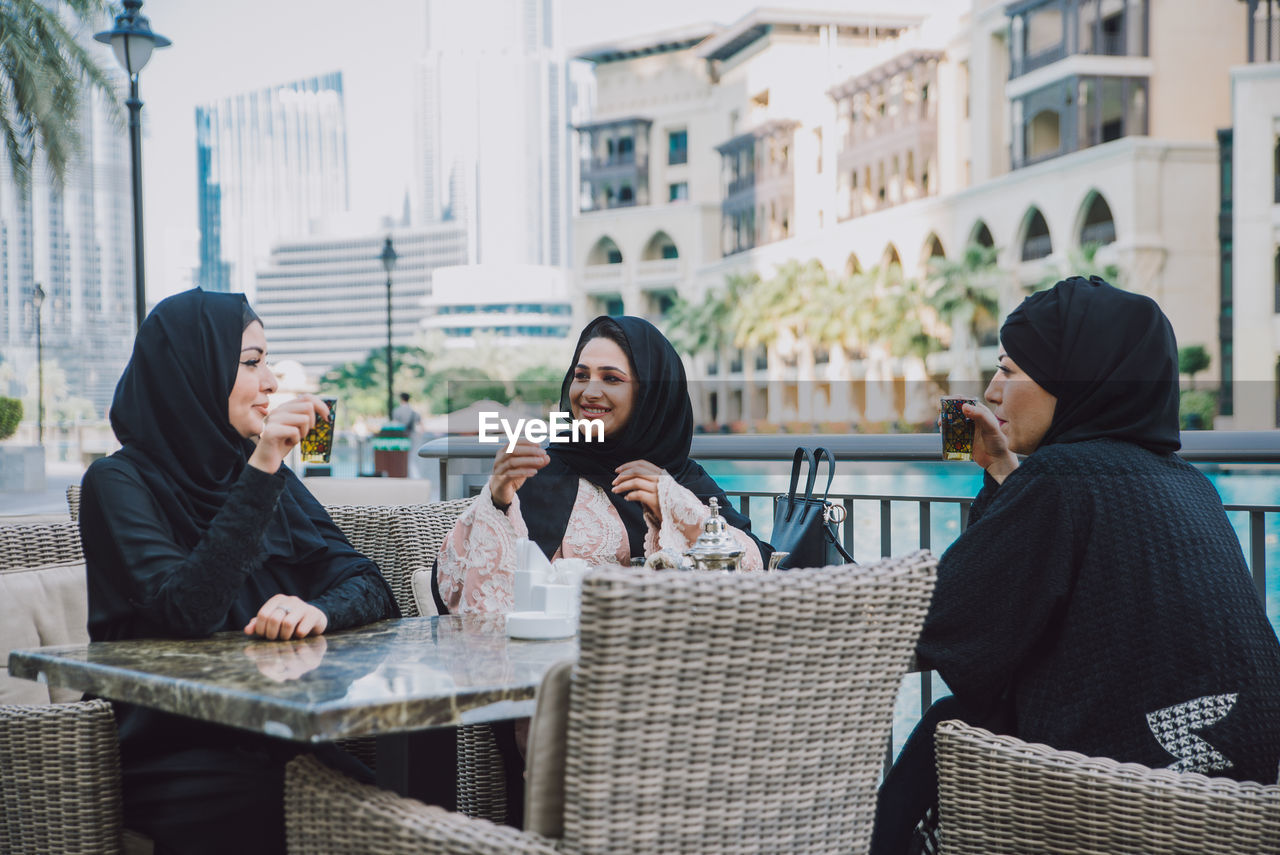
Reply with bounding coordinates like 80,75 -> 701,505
645,473 -> 764,571
435,484 -> 529,615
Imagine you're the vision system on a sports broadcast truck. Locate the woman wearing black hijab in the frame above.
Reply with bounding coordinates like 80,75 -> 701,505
79,288 -> 398,855
871,277 -> 1280,854
433,314 -> 770,613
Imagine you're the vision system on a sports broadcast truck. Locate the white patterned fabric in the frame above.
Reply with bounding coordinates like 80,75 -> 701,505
1146,693 -> 1238,773
436,476 -> 763,614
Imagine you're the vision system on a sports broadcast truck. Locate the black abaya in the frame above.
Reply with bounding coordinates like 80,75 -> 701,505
79,288 -> 399,854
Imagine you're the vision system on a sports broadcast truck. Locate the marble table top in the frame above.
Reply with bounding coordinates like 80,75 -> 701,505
8,616 -> 577,743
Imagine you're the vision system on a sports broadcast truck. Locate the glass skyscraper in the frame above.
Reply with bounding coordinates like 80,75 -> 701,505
195,72 -> 350,297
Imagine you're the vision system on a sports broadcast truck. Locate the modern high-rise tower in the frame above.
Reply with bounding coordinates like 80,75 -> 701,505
0,73 -> 134,416
412,0 -> 577,268
195,72 -> 350,297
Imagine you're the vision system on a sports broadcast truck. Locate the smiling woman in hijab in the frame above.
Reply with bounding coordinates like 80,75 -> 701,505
431,315 -> 771,616
871,276 -> 1280,855
78,288 -> 398,855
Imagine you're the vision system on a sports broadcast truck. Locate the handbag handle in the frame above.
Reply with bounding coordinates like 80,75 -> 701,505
812,446 -> 836,503
784,447 -> 819,522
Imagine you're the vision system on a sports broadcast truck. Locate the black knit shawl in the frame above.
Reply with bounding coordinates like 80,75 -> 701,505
999,276 -> 1181,454
109,288 -> 328,563
518,315 -> 758,560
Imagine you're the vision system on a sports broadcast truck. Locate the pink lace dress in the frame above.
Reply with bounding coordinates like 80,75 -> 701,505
435,473 -> 763,614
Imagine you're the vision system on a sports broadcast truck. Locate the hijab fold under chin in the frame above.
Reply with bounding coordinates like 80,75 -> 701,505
999,276 -> 1181,454
109,287 -> 327,562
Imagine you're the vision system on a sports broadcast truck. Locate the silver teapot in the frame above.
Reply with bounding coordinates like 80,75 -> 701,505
641,498 -> 744,572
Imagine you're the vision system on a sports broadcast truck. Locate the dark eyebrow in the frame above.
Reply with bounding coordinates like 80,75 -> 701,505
576,362 -> 629,376
241,346 -> 265,355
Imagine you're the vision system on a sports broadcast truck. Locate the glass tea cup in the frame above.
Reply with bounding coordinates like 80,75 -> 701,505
939,396 -> 977,462
300,397 -> 338,464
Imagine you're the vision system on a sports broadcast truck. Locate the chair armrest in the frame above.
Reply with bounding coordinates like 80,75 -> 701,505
285,754 -> 559,855
935,719 -> 1280,855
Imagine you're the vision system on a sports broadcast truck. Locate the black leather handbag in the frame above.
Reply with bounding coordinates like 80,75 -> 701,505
771,446 -> 853,570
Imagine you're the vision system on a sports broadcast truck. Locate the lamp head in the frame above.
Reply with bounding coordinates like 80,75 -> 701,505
94,0 -> 171,76
32,283 -> 45,310
380,236 -> 398,273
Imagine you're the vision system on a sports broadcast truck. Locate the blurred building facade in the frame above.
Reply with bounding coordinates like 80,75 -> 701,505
195,72 -> 351,298
422,265 -> 573,344
1226,0 -> 1280,429
571,1 -> 1260,427
252,224 -> 467,381
0,75 -> 134,416
412,0 -> 581,269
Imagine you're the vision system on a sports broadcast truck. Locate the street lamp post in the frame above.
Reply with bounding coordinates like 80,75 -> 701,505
31,284 -> 44,446
380,236 -> 398,421
95,0 -> 170,330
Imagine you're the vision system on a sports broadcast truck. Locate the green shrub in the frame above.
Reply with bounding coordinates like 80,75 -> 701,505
0,397 -> 21,440
1179,389 -> 1217,430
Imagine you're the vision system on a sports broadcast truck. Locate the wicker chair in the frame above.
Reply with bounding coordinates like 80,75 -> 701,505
935,719 -> 1280,855
66,484 -> 82,521
284,551 -> 938,854
0,521 -> 82,570
0,700 -> 127,855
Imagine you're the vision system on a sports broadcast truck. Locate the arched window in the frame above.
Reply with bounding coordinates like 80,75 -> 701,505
642,231 -> 679,261
587,236 -> 623,266
1021,208 -> 1052,261
1079,192 -> 1116,246
969,220 -> 994,249
845,253 -> 863,276
882,243 -> 902,269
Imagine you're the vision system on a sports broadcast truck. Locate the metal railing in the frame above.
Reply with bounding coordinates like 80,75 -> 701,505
422,430 -> 1280,763
420,431 -> 1280,612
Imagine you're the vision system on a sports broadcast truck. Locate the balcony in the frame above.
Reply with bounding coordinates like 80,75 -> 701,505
635,258 -> 681,285
580,264 -> 625,292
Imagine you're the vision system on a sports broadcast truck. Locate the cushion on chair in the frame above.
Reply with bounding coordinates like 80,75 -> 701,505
0,561 -> 89,704
410,567 -> 440,618
523,659 -> 573,838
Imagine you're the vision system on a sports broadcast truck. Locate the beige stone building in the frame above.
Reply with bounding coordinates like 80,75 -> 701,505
571,1 -> 1262,427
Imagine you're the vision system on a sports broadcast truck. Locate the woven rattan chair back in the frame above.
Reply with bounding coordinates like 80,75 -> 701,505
560,551 -> 936,855
389,498 -> 472,617
0,699 -> 124,855
0,522 -> 83,571
66,484 -> 82,521
935,719 -> 1280,855
326,504 -> 399,601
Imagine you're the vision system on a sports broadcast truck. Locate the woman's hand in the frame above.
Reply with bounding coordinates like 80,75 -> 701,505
963,401 -> 1019,484
488,440 -> 549,508
248,395 -> 329,474
613,459 -> 665,519
244,593 -> 328,640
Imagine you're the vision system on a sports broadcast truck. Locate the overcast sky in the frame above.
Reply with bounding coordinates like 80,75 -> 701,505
132,0 -> 946,301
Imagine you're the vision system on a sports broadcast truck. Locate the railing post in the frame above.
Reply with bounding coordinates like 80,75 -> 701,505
880,499 -> 892,557
1252,510 -> 1267,608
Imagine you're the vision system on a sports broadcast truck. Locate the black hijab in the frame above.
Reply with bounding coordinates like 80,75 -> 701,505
518,315 -> 765,560
110,288 -> 329,561
999,275 -> 1181,454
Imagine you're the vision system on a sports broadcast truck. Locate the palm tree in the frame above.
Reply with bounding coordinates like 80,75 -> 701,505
0,0 -> 119,189
926,245 -> 1003,382
1032,242 -> 1123,292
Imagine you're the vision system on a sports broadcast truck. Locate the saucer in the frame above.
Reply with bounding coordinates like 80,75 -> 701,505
506,611 -> 576,639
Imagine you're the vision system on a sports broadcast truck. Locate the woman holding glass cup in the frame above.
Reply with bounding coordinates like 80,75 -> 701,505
79,288 -> 398,855
430,314 -> 772,618
871,276 -> 1280,853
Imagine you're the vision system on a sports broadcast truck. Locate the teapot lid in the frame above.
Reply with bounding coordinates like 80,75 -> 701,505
684,497 -> 743,562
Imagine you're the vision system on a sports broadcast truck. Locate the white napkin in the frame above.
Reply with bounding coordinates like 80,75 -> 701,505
513,538 -> 552,612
